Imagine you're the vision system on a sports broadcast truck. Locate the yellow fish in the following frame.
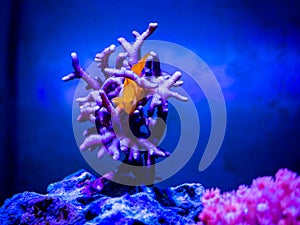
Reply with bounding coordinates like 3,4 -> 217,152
112,53 -> 150,114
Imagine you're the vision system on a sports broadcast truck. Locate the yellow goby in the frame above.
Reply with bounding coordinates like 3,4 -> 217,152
112,53 -> 151,114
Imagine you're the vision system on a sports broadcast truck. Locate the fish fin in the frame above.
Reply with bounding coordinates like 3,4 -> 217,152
112,96 -> 122,106
131,53 -> 151,76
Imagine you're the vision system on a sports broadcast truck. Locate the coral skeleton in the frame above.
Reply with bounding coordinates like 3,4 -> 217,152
63,23 -> 188,184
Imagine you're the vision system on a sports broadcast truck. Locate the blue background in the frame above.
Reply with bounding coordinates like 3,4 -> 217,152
1,0 -> 299,204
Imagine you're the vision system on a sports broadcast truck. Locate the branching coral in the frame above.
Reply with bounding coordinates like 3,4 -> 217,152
198,168 -> 300,225
63,23 -> 188,184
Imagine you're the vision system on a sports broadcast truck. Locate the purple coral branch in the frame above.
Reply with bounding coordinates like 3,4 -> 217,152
75,91 -> 102,124
104,68 -> 158,89
79,134 -> 103,151
129,144 -> 140,161
101,77 -> 123,99
106,138 -> 121,160
138,139 -> 166,157
62,52 -> 101,90
83,127 -> 97,137
118,23 -> 158,66
76,91 -> 102,106
94,44 -> 116,78
116,52 -> 129,69
77,105 -> 99,123
97,146 -> 106,159
99,90 -> 115,114
80,130 -> 115,151
151,72 -> 188,102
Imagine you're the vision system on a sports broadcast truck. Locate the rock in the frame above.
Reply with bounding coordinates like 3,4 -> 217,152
0,192 -> 84,224
0,170 -> 204,225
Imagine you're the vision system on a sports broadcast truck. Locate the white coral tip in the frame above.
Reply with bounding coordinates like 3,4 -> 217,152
149,22 -> 158,27
109,44 -> 116,51
71,52 -> 77,58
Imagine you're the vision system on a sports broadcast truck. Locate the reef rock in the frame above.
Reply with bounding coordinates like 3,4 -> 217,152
0,170 -> 204,224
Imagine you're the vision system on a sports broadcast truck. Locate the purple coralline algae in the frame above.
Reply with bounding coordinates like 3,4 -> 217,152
0,170 -> 204,225
62,22 -> 188,185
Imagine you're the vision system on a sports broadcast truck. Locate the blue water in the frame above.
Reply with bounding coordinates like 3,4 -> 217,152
0,0 -> 299,204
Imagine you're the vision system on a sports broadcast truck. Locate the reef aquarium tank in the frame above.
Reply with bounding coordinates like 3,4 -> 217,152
1,1 -> 300,225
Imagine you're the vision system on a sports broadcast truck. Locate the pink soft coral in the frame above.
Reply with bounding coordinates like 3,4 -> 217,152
198,168 -> 300,225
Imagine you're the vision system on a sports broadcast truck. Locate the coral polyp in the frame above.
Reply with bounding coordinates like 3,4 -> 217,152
63,23 -> 188,184
198,169 -> 300,225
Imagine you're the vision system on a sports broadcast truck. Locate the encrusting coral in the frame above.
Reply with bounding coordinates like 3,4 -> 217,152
62,23 -> 188,185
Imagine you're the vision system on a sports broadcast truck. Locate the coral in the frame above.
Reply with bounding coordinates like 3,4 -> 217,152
62,23 -> 188,183
62,23 -> 188,184
198,168 -> 300,225
0,170 -> 204,225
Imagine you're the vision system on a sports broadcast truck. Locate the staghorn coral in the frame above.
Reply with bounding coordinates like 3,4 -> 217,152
63,23 -> 188,184
198,168 -> 300,225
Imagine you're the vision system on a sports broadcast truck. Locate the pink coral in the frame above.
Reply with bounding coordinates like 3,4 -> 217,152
198,168 -> 300,225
